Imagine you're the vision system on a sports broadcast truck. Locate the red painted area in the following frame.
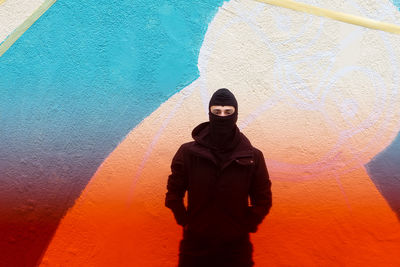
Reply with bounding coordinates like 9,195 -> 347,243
39,91 -> 400,266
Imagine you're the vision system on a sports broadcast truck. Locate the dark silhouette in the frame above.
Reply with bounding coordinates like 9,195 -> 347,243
166,88 -> 272,267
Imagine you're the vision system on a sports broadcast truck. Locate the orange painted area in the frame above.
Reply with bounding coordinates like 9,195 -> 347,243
40,84 -> 400,266
255,168 -> 400,266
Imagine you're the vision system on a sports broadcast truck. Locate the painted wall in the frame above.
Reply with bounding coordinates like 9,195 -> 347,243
0,0 -> 227,266
1,0 -> 400,266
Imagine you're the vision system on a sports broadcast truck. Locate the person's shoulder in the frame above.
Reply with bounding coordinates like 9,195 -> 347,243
243,139 -> 265,159
177,141 -> 196,153
252,147 -> 265,158
171,141 -> 195,162
248,146 -> 267,170
251,146 -> 263,154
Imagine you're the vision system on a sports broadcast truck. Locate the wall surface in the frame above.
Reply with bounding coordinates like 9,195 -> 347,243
0,0 -> 227,266
0,0 -> 47,43
1,0 -> 400,266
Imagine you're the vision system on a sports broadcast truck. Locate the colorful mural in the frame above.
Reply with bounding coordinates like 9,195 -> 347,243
1,0 -> 400,266
0,0 -> 227,266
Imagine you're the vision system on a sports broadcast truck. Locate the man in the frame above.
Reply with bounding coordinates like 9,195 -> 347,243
165,88 -> 272,267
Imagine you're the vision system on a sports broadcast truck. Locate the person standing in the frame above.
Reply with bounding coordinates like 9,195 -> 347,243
165,88 -> 272,267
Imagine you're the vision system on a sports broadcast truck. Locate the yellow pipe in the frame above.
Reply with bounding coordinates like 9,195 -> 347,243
255,0 -> 400,35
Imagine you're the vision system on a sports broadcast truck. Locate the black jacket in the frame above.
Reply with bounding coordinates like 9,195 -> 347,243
165,122 -> 272,240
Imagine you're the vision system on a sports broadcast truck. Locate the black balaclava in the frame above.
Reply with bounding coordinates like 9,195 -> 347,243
208,88 -> 239,151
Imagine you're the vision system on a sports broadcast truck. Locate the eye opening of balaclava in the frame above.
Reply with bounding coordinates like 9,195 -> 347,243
208,88 -> 239,150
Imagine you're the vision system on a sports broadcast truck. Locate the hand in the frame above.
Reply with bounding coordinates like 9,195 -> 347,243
245,207 -> 259,233
173,206 -> 188,226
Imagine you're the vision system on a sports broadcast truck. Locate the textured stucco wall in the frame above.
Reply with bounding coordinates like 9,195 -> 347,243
1,0 -> 400,266
0,0 -> 45,42
0,0 -> 227,266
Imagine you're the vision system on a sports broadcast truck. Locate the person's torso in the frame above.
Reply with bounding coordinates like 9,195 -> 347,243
182,142 -> 256,239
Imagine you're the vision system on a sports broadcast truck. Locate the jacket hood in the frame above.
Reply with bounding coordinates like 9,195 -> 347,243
192,122 -> 212,148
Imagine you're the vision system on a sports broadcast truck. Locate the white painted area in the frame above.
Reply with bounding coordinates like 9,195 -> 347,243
197,0 -> 400,178
0,0 -> 45,43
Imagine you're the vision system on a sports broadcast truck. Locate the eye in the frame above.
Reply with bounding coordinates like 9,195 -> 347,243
212,109 -> 221,115
225,109 -> 233,115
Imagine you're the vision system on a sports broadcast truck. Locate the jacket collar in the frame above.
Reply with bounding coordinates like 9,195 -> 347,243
190,122 -> 254,168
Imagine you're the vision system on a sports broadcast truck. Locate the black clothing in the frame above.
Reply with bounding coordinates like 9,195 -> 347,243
165,121 -> 272,266
208,88 -> 239,150
208,88 -> 238,113
208,112 -> 238,151
178,234 -> 254,267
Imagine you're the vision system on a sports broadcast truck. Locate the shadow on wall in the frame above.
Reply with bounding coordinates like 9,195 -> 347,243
367,131 -> 400,221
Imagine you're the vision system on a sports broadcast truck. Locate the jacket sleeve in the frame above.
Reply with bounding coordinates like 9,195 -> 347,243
165,145 -> 188,226
246,149 -> 272,233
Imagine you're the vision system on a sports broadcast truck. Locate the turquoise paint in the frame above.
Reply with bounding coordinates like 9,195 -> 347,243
393,0 -> 400,10
0,0 -> 227,265
0,0 -> 227,174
